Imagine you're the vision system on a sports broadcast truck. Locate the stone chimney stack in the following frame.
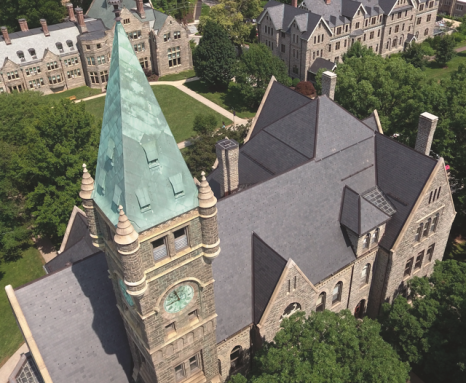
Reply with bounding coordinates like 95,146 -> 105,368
292,0 -> 298,7
322,71 -> 337,100
1,26 -> 11,45
18,19 -> 29,32
415,112 -> 438,156
216,138 -> 239,197
136,0 -> 146,18
75,7 -> 88,32
40,19 -> 50,36
66,3 -> 76,22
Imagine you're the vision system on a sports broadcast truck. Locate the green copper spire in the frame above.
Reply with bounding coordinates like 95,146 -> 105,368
92,21 -> 198,232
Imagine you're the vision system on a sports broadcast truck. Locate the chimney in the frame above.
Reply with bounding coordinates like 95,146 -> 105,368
321,71 -> 337,100
415,112 -> 438,156
66,3 -> 76,22
40,19 -> 50,36
75,7 -> 88,32
216,138 -> 239,197
18,19 -> 29,32
1,26 -> 11,45
136,0 -> 146,18
292,0 -> 298,7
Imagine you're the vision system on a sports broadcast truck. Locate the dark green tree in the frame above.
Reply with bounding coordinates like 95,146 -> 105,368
435,34 -> 457,67
193,20 -> 236,90
235,43 -> 291,108
380,260 -> 466,382
343,40 -> 376,60
401,42 -> 428,69
231,310 -> 410,383
192,113 -> 218,135
0,0 -> 66,32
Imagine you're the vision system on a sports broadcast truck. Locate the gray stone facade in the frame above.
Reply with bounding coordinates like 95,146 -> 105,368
258,0 -> 439,81
438,0 -> 466,17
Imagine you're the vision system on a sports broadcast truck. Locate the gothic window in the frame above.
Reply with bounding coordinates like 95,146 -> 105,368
152,237 -> 168,261
424,28 -> 429,36
404,257 -> 414,277
168,46 -> 181,67
363,233 -> 370,248
360,264 -> 370,287
174,227 -> 188,251
427,243 -> 435,262
372,228 -> 380,244
423,218 -> 431,237
415,223 -> 423,241
415,250 -> 424,270
431,213 -> 439,232
280,302 -> 301,321
316,292 -> 326,312
332,282 -> 342,304
393,38 -> 397,48
230,346 -> 243,370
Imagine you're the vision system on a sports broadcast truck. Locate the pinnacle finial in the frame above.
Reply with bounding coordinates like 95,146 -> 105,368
114,205 -> 139,245
198,171 -> 217,208
79,163 -> 94,200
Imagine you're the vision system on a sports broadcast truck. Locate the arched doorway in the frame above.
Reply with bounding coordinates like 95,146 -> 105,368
354,299 -> 366,319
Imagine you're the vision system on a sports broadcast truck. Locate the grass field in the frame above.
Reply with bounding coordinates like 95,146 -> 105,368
45,86 -> 102,102
83,85 -> 231,142
159,69 -> 196,82
0,247 -> 45,367
184,80 -> 257,119
424,50 -> 466,82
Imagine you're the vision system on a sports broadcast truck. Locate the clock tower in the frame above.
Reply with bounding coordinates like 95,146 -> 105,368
80,18 -> 221,383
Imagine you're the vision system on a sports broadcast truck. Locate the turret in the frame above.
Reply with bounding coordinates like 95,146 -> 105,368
198,171 -> 221,263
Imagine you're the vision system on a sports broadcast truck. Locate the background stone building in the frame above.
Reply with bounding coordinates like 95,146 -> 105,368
438,0 -> 466,17
5,18 -> 455,383
258,0 -> 438,81
0,0 -> 193,94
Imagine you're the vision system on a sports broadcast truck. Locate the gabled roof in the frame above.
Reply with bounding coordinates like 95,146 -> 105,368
308,57 -> 336,74
341,0 -> 363,18
92,22 -> 198,232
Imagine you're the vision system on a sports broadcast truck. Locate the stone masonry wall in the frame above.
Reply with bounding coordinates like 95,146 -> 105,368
217,326 -> 252,382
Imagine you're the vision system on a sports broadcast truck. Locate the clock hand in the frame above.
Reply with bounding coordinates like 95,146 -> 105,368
174,291 -> 180,301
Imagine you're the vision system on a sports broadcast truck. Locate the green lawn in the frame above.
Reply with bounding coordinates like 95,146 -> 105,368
424,50 -> 466,82
201,3 -> 210,16
0,247 -> 45,367
45,86 -> 102,102
83,85 -> 231,142
158,69 -> 196,82
184,80 -> 257,119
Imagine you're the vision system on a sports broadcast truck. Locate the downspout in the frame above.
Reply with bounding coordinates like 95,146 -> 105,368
346,261 -> 355,309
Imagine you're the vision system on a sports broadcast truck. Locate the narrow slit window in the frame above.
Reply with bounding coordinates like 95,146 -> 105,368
142,139 -> 159,168
436,187 -> 441,200
169,173 -> 184,198
415,250 -> 424,270
427,243 -> 435,261
136,187 -> 151,212
431,214 -> 439,232
316,292 -> 326,312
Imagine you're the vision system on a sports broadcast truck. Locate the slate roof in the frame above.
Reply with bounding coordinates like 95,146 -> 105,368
45,213 -> 101,273
309,57 -> 336,74
0,22 -> 80,68
210,79 -> 437,343
362,112 -> 379,132
15,252 -> 133,383
92,22 -> 198,232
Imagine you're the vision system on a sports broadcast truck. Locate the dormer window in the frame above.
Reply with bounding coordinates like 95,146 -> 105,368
66,40 -> 73,48
17,51 -> 25,61
371,228 -> 380,244
136,187 -> 151,213
142,139 -> 159,168
169,173 -> 184,198
56,42 -> 64,53
97,171 -> 106,195
28,48 -> 37,59
107,138 -> 115,164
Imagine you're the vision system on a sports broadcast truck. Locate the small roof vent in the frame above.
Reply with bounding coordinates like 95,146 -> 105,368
97,171 -> 106,195
136,187 -> 151,212
169,173 -> 184,198
107,138 -> 115,163
112,184 -> 122,208
141,139 -> 159,168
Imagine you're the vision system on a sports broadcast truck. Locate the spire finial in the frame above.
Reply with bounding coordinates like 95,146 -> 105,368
79,163 -> 94,200
198,172 -> 217,208
114,205 -> 139,245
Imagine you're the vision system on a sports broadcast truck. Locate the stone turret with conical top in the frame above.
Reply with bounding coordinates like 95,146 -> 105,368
79,164 -> 103,248
198,171 -> 220,263
114,205 -> 147,298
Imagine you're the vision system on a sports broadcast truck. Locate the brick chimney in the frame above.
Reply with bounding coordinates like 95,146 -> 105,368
40,19 -> 50,36
75,7 -> 88,33
18,19 -> 29,32
136,0 -> 146,18
322,71 -> 337,100
415,112 -> 438,156
1,26 -> 11,45
216,138 -> 239,197
292,0 -> 298,7
66,3 -> 76,22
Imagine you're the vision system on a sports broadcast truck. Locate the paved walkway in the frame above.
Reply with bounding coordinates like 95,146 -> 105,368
0,343 -> 29,382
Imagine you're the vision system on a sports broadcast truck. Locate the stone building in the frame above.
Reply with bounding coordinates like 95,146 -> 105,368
5,16 -> 455,383
258,0 -> 439,81
438,0 -> 466,17
0,0 -> 192,94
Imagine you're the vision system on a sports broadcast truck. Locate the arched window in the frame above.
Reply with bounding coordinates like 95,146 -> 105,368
230,346 -> 242,370
424,28 -> 429,36
415,223 -> 423,241
393,37 -> 397,47
316,292 -> 326,312
415,31 -> 419,39
431,213 -> 439,232
360,263 -> 370,287
363,233 -> 370,248
280,302 -> 301,321
372,228 -> 380,244
218,359 -> 222,376
332,282 -> 342,304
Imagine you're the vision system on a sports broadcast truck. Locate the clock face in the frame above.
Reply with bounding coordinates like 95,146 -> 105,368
164,285 -> 194,313
119,279 -> 134,307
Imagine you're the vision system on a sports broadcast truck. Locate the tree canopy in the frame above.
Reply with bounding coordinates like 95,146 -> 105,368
235,43 -> 291,108
435,34 -> 457,67
0,0 -> 66,32
401,42 -> 428,69
0,92 -> 99,259
231,310 -> 410,383
193,20 -> 237,90
380,260 -> 466,382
